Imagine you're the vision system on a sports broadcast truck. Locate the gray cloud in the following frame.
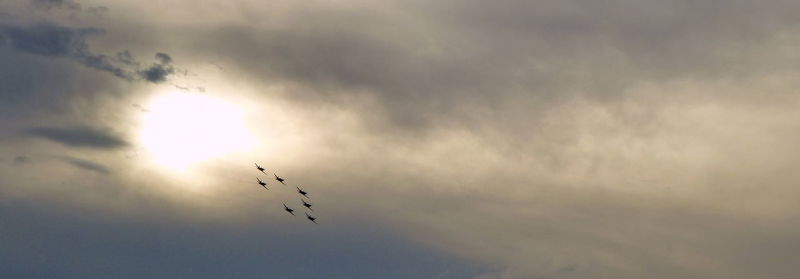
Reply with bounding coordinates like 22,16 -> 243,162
180,0 -> 800,133
60,156 -> 111,174
0,23 -> 99,57
160,2 -> 800,277
26,126 -> 127,149
86,5 -> 109,16
0,22 -> 176,83
3,1 -> 800,279
138,53 -> 174,83
154,52 -> 171,64
30,0 -> 109,17
0,22 -> 133,80
13,155 -> 29,164
31,0 -> 82,11
0,200 -> 487,279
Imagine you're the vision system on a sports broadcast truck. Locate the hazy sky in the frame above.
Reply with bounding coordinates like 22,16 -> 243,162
2,0 -> 800,278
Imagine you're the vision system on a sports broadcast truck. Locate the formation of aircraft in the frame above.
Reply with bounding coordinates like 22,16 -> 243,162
253,162 -> 318,224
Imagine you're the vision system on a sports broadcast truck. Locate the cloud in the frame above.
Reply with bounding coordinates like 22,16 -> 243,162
26,126 -> 128,149
138,53 -> 174,83
86,6 -> 109,16
30,0 -> 82,11
60,156 -> 111,175
0,200 -> 487,279
13,156 -> 29,164
2,1 -> 800,279
0,23 -> 99,57
179,0 -> 800,132
0,22 -> 133,80
29,0 -> 109,16
151,1 -> 800,277
155,52 -> 172,64
0,22 -> 176,83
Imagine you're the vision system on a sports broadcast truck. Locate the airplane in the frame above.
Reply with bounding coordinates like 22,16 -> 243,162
256,177 -> 268,190
297,186 -> 309,198
255,163 -> 266,173
283,203 -> 295,216
305,212 -> 317,224
274,173 -> 286,185
301,198 -> 313,211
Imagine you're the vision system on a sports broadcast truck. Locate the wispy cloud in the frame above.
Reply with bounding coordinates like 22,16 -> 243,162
0,22 -> 132,79
60,156 -> 111,175
26,126 -> 128,149
0,22 -> 176,83
13,155 -> 30,164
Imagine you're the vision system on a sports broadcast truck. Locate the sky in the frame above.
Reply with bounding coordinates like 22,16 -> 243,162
2,0 -> 800,278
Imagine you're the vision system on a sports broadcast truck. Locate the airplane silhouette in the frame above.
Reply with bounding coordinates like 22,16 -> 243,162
297,186 -> 309,198
283,203 -> 295,216
255,163 -> 266,174
274,173 -> 286,185
256,177 -> 268,190
305,212 -> 317,224
301,198 -> 313,211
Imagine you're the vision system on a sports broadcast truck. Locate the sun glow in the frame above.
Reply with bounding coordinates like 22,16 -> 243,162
139,92 -> 254,171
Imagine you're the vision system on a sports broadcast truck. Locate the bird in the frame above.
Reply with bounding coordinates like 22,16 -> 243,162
255,163 -> 266,174
305,212 -> 317,224
301,198 -> 313,211
283,203 -> 295,216
274,173 -> 286,185
297,186 -> 309,198
256,177 -> 268,190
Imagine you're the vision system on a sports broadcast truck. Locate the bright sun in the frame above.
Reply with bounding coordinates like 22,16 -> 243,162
139,92 -> 254,171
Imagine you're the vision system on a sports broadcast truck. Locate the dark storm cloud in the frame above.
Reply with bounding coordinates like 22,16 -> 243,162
138,53 -> 175,83
0,22 -> 133,80
139,64 -> 173,83
0,22 -> 176,83
26,126 -> 127,149
0,23 -> 99,57
60,156 -> 111,174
